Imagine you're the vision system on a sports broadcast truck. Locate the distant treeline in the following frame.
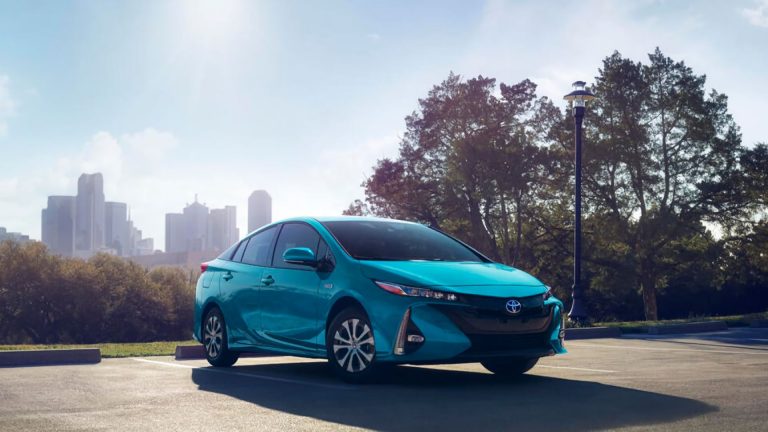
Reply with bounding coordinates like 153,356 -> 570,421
346,48 -> 768,321
0,241 -> 194,344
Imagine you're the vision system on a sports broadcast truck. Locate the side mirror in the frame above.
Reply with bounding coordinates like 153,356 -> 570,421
282,247 -> 317,267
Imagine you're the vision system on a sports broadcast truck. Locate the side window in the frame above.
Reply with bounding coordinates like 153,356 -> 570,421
272,223 -> 321,270
233,238 -> 248,262
217,241 -> 240,261
241,226 -> 277,266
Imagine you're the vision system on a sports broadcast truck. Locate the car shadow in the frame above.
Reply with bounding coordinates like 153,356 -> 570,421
191,361 -> 716,431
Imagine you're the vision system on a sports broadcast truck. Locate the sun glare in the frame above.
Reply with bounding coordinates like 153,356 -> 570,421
180,0 -> 244,45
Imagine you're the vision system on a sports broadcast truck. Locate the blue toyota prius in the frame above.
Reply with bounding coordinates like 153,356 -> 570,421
194,216 -> 566,382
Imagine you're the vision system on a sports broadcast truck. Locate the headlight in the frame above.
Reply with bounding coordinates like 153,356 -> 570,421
543,285 -> 552,300
375,281 -> 460,302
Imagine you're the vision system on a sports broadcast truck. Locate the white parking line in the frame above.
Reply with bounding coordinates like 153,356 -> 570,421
568,343 -> 768,355
536,365 -> 617,373
131,358 -> 356,390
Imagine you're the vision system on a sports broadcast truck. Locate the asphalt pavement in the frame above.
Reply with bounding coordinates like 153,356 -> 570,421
1,328 -> 767,431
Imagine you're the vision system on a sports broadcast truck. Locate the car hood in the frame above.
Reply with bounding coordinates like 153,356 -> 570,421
358,260 -> 546,298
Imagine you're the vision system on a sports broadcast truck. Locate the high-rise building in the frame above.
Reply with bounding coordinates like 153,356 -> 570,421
75,173 -> 105,255
41,195 -> 76,256
183,199 -> 209,252
248,190 -> 272,233
164,198 -> 238,254
209,205 -> 239,251
165,213 -> 185,253
105,201 -> 129,256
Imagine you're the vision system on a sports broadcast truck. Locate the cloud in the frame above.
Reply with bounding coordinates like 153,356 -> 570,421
0,75 -> 16,138
366,33 -> 382,42
743,0 -> 768,27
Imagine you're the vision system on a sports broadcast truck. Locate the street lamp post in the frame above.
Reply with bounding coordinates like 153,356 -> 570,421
563,81 -> 595,325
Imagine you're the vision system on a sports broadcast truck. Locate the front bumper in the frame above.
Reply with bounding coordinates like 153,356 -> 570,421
379,294 -> 566,364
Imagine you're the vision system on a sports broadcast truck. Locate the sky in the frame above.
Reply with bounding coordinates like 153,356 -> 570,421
0,0 -> 766,249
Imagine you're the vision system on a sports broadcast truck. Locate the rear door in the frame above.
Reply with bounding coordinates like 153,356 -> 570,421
259,223 -> 325,354
219,226 -> 278,348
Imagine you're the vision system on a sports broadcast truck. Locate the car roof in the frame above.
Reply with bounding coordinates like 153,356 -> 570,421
277,215 -> 421,225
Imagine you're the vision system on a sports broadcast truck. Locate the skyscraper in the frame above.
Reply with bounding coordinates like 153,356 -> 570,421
75,173 -> 105,256
209,205 -> 238,251
41,195 -> 76,256
165,198 -> 239,254
248,190 -> 272,233
183,199 -> 209,252
105,201 -> 129,256
165,213 -> 185,253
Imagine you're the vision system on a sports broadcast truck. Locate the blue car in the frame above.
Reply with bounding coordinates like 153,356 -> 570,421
194,216 -> 566,382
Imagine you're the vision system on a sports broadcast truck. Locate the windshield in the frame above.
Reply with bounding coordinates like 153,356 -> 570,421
322,220 -> 486,262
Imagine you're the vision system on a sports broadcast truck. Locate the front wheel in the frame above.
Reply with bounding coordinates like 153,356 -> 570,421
326,306 -> 383,383
481,357 -> 538,377
203,307 -> 239,367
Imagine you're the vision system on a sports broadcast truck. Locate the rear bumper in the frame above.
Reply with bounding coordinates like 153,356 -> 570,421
380,295 -> 566,364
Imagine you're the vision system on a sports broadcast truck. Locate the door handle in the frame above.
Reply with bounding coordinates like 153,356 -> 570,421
223,272 -> 234,281
261,275 -> 275,286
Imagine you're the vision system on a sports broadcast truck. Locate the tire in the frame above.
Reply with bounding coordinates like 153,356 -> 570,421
326,306 -> 383,383
202,307 -> 239,367
481,357 -> 539,377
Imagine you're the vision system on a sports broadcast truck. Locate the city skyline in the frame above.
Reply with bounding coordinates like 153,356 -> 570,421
34,171 -> 273,254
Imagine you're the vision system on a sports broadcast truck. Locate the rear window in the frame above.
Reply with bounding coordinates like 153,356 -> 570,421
217,241 -> 240,261
322,220 -> 484,262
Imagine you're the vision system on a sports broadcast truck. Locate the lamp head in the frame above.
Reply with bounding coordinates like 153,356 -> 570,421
563,81 -> 596,107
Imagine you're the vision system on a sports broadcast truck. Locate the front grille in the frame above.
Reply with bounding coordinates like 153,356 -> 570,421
463,332 -> 551,355
435,293 -> 555,355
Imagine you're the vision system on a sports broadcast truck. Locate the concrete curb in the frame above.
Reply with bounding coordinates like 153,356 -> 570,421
0,348 -> 101,367
750,320 -> 768,328
647,321 -> 728,335
174,345 -> 274,360
565,326 -> 622,340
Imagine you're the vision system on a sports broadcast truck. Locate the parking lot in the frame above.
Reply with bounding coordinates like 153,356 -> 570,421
1,328 -> 766,432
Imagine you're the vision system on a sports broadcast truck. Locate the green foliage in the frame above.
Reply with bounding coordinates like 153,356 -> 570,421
0,241 -> 194,344
352,50 -> 768,322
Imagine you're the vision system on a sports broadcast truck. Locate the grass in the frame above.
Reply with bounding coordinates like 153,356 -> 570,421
593,311 -> 768,333
0,340 -> 199,358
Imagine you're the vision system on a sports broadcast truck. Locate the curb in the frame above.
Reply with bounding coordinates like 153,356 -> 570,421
175,345 -> 274,360
647,321 -> 728,335
565,326 -> 622,340
750,320 -> 768,328
0,348 -> 101,367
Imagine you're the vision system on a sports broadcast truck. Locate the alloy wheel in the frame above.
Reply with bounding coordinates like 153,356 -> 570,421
204,314 -> 223,359
332,318 -> 375,373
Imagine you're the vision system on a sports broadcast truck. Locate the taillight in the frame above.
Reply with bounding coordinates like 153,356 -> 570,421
201,262 -> 209,272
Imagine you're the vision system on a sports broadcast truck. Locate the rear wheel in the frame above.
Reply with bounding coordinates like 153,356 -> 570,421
481,357 -> 538,377
326,306 -> 383,383
203,307 -> 239,367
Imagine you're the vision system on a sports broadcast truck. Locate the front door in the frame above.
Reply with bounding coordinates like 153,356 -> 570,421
259,223 -> 324,354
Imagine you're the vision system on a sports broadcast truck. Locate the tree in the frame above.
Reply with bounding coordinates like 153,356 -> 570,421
584,48 -> 752,320
361,73 -> 557,262
0,241 -> 196,344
